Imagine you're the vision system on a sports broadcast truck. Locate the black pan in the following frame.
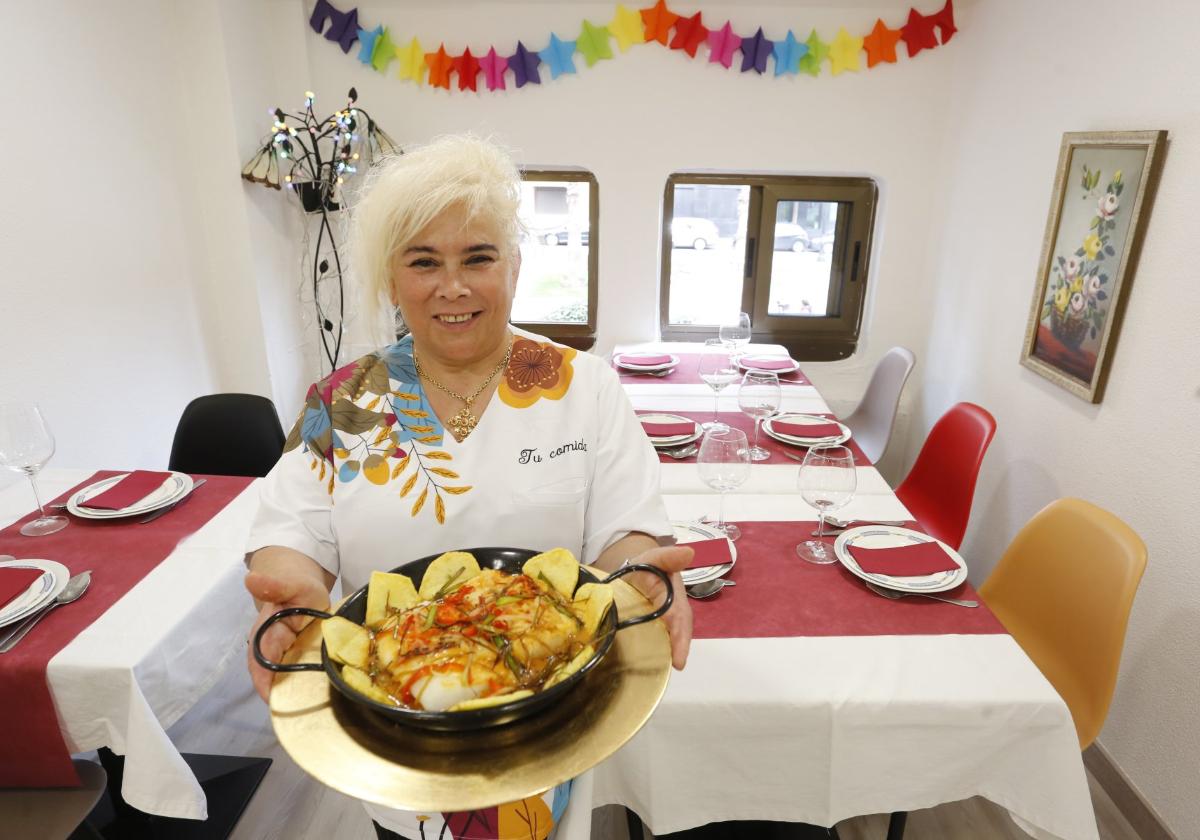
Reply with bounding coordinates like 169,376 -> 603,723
253,547 -> 672,731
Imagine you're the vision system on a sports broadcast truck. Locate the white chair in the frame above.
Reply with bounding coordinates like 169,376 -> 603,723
841,346 -> 915,464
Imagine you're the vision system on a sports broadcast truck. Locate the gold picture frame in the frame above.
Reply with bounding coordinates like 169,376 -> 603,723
1020,130 -> 1166,402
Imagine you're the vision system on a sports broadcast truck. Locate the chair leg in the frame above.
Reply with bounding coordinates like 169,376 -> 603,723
886,811 -> 907,840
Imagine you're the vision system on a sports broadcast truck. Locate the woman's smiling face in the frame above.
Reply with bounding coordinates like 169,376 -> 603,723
389,207 -> 519,367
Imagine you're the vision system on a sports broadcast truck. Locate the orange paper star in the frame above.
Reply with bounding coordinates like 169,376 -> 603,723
425,43 -> 454,89
640,0 -> 680,46
453,47 -> 481,91
863,18 -> 903,67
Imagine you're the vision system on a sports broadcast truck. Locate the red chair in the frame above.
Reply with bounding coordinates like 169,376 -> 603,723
894,402 -> 996,550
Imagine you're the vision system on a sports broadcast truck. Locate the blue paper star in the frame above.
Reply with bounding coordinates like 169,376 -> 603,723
538,34 -> 578,80
772,30 -> 806,76
357,25 -> 383,64
740,27 -> 773,74
507,41 -> 542,87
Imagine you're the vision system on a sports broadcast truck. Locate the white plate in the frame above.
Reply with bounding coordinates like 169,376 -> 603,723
615,354 -> 679,372
833,525 -> 967,593
763,414 -> 851,447
67,472 -> 193,520
639,413 -> 702,448
0,559 -> 70,629
672,521 -> 737,585
738,355 -> 800,374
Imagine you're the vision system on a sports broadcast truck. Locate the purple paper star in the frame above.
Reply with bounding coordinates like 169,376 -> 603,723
507,41 -> 542,87
739,27 -> 773,74
326,8 -> 359,53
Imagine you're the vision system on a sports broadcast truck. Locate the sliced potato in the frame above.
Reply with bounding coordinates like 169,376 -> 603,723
544,645 -> 596,689
321,616 -> 370,669
341,665 -> 395,705
572,583 -> 614,639
375,631 -> 401,669
365,571 -> 420,628
418,551 -> 481,600
523,547 -> 579,597
449,689 -> 534,711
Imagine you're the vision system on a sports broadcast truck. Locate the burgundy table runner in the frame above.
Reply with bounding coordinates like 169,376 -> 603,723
641,410 -> 872,466
0,471 -> 254,788
689,521 -> 1005,639
615,353 -> 811,386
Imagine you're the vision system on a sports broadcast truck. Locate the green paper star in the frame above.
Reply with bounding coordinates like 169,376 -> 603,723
577,20 -> 614,66
799,29 -> 829,77
371,27 -> 398,72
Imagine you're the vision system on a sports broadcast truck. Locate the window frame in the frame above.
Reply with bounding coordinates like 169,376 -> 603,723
513,167 -> 598,350
659,173 -> 877,361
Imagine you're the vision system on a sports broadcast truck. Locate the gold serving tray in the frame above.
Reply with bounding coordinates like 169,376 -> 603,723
268,570 -> 672,812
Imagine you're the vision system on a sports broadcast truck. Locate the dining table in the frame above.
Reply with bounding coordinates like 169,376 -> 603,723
0,340 -> 1100,840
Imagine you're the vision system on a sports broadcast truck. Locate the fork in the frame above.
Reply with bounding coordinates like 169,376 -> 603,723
865,581 -> 978,608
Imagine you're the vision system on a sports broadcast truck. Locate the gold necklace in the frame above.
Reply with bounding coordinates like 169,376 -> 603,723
413,337 -> 513,441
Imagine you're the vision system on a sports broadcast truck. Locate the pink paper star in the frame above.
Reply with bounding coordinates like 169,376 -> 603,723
480,47 -> 508,91
706,21 -> 741,68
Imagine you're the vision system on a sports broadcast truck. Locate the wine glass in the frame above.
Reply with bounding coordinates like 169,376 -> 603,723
719,312 -> 752,358
737,370 -> 781,462
795,445 -> 856,564
697,426 -> 750,541
0,403 -> 69,537
698,339 -> 739,429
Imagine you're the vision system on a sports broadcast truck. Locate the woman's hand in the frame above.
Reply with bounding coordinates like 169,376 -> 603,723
623,545 -> 694,670
244,569 -> 331,702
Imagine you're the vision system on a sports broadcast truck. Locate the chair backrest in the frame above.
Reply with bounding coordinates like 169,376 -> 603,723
842,347 -> 916,464
979,498 -> 1147,749
894,401 -> 996,549
168,394 -> 285,477
0,757 -> 107,837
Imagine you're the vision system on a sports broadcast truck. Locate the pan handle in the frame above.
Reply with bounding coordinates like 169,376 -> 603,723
602,563 -> 674,630
252,606 -> 334,672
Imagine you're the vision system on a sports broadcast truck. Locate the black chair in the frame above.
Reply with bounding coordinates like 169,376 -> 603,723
168,394 -> 285,477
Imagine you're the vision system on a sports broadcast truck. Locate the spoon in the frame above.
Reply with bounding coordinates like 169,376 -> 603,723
685,578 -> 735,599
661,443 -> 698,459
864,580 -> 977,608
0,571 -> 93,653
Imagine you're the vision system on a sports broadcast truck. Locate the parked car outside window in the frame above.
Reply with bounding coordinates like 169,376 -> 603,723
772,222 -> 812,253
671,217 -> 721,250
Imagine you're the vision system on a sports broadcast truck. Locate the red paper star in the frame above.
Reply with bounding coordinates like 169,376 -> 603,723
863,18 -> 903,67
670,11 -> 708,57
425,43 -> 454,89
453,47 -> 481,91
932,0 -> 957,44
900,8 -> 938,58
640,0 -> 680,46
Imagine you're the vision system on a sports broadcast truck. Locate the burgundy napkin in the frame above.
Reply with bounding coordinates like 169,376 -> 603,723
774,420 -> 843,439
742,357 -> 796,370
848,541 -> 959,576
80,470 -> 174,511
642,420 -> 696,437
0,567 -> 43,611
619,353 -> 672,366
685,537 -> 733,570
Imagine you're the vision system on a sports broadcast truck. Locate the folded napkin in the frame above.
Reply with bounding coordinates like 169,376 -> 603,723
848,540 -> 959,577
684,537 -> 733,570
80,470 -> 174,511
619,353 -> 672,366
641,420 -> 696,437
742,357 -> 796,370
773,419 -> 843,439
0,567 -> 43,611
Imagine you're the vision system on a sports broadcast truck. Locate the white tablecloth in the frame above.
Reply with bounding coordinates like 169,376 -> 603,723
0,470 -> 258,820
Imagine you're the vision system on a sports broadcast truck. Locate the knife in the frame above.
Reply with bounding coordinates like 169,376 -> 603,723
138,479 -> 207,524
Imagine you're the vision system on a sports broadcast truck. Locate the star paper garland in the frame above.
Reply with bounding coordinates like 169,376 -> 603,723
308,0 -> 957,93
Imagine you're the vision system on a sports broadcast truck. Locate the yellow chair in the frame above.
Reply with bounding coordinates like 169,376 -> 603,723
979,498 -> 1147,748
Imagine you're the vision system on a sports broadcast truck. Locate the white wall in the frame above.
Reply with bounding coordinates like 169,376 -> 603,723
921,1 -> 1200,834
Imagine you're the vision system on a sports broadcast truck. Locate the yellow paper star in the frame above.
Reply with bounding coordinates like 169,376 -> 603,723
397,36 -> 426,84
828,27 -> 864,75
609,3 -> 646,52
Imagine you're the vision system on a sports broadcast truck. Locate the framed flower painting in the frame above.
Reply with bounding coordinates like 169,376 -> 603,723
1021,130 -> 1166,402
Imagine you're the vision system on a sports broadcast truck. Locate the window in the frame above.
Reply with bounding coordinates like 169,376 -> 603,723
512,168 -> 598,349
660,174 -> 877,360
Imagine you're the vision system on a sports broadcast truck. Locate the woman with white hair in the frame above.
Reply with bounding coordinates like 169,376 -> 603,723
243,134 -> 692,839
